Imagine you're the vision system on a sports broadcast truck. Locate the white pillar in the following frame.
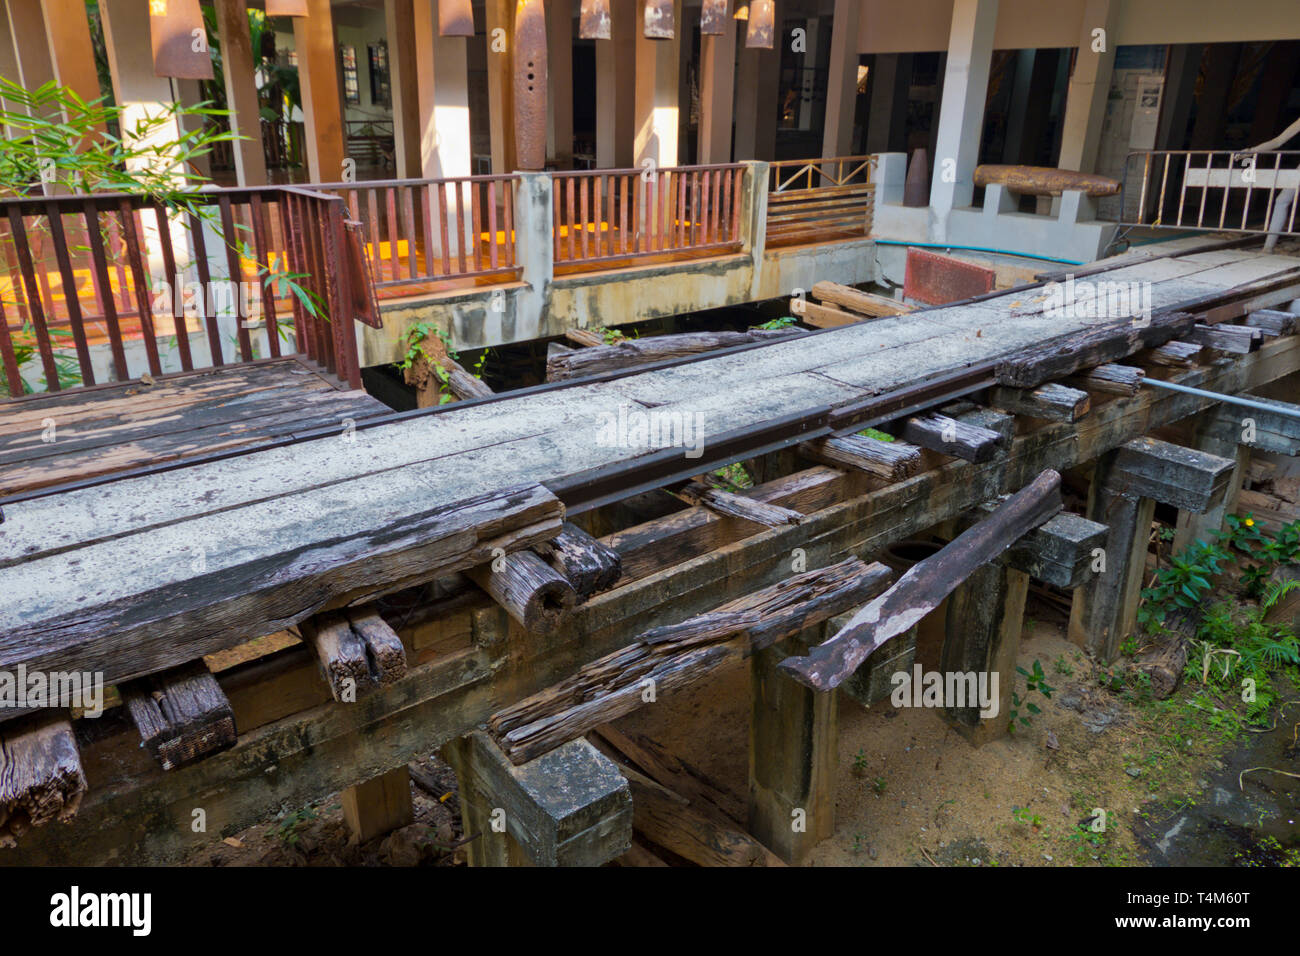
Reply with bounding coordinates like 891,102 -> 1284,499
99,0 -> 186,179
633,0 -> 680,169
821,0 -> 861,159
697,11 -> 736,164
415,0 -> 473,179
928,0 -> 999,242
1058,0 -> 1119,173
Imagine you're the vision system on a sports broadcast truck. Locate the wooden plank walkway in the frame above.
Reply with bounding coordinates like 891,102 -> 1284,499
2,248 -> 1299,697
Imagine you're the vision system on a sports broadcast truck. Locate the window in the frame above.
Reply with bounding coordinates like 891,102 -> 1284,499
340,45 -> 360,105
368,43 -> 391,108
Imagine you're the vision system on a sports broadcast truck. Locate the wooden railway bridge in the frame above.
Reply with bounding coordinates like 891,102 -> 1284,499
2,233 -> 1300,866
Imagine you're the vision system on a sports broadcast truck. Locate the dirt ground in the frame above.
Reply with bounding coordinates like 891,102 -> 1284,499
185,591 -> 1298,868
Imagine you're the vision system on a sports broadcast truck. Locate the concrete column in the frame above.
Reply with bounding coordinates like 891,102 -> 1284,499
546,0 -> 574,168
385,0 -> 423,179
1249,42 -> 1300,148
99,0 -> 186,178
821,0 -> 861,158
1057,0 -> 1119,172
928,0 -> 998,242
595,0 -> 635,168
511,170 -> 552,342
734,24 -> 779,161
633,0 -> 681,169
697,9 -> 736,164
485,0 -> 516,174
865,53 -> 911,154
294,0 -> 346,183
749,627 -> 837,865
214,0 -> 267,185
415,0 -> 473,179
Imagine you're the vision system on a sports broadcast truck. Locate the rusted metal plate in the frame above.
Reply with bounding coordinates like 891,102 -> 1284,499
745,0 -> 774,48
344,220 -> 383,329
974,164 -> 1121,198
903,249 -> 996,306
513,0 -> 548,171
264,0 -> 308,15
580,0 -> 612,39
150,0 -> 214,80
644,0 -> 674,39
700,0 -> 729,35
439,0 -> 475,37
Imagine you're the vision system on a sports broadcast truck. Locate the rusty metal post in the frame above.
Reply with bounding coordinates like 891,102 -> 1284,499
513,0 -> 549,171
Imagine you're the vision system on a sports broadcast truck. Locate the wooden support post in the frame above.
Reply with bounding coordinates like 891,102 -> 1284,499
941,562 -> 1028,745
442,731 -> 632,867
466,550 -> 578,634
811,281 -> 915,317
122,661 -> 236,770
341,766 -> 414,843
749,626 -> 837,865
300,608 -> 409,701
1072,438 -> 1234,659
0,714 -> 86,847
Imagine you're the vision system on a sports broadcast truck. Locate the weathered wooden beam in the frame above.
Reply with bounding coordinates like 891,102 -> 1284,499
1189,323 -> 1263,354
995,310 -> 1196,388
1227,395 -> 1300,456
777,469 -> 1063,692
671,481 -> 806,527
790,298 -> 864,328
940,561 -> 1028,745
1110,437 -> 1236,513
990,383 -> 1091,422
1066,364 -> 1145,397
1171,410 -> 1250,557
533,522 -> 623,598
545,328 -> 800,382
487,558 -> 894,763
799,433 -> 922,481
591,725 -> 744,826
750,625 -> 837,864
810,281 -> 915,317
564,328 -> 606,348
1142,340 -> 1203,367
442,730 -> 631,867
0,714 -> 86,847
300,608 -> 409,701
122,661 -> 237,770
467,550 -> 578,635
1243,309 -> 1297,338
900,413 -> 1004,463
962,504 -> 1108,589
948,403 -> 1016,442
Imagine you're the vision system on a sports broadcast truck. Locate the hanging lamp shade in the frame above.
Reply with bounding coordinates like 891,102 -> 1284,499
734,1 -> 748,20
439,0 -> 475,36
700,0 -> 728,35
579,0 -> 612,40
264,0 -> 309,16
745,0 -> 774,48
643,0 -> 674,39
150,0 -> 214,79
513,0 -> 548,171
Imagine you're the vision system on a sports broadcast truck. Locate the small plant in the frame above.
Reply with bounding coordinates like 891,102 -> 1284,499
1009,658 -> 1054,732
857,427 -> 895,443
871,776 -> 887,796
1053,655 -> 1074,677
1137,538 -> 1228,628
756,315 -> 797,330
1012,807 -> 1043,829
276,805 -> 319,847
851,748 -> 869,777
711,462 -> 752,491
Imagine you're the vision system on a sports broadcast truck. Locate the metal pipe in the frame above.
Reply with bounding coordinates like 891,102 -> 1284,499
1263,188 -> 1295,253
1141,377 -> 1300,420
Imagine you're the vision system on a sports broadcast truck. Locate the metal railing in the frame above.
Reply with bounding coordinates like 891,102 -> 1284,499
0,186 -> 370,398
766,155 -> 874,247
323,175 -> 521,288
1121,150 -> 1300,235
549,164 -> 747,268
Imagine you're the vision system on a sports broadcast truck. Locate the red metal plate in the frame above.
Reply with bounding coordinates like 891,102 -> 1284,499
903,248 -> 995,306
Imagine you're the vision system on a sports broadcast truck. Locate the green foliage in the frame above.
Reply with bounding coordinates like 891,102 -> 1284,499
755,315 -> 797,330
856,427 -> 895,443
711,462 -> 752,491
1137,538 -> 1228,628
276,805 -> 319,846
1195,586 -> 1300,724
1009,658 -> 1054,733
1011,807 -> 1043,828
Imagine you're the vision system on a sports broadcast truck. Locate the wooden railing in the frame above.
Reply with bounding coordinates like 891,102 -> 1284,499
550,164 -> 747,268
766,155 -> 874,247
0,186 -> 368,398
323,175 -> 521,289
